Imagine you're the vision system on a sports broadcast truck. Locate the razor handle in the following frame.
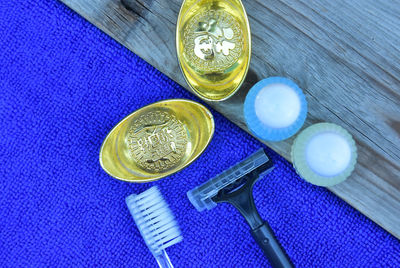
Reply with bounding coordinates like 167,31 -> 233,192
212,163 -> 293,268
251,222 -> 293,268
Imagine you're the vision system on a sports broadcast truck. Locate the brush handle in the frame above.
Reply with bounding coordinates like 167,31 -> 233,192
154,250 -> 174,268
251,222 -> 293,268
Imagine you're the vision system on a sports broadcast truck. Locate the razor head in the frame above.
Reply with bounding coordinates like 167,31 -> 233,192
187,148 -> 273,212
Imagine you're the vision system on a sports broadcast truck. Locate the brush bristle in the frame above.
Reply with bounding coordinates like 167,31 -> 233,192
126,186 -> 183,255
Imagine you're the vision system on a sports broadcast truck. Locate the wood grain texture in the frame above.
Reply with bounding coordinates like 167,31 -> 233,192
61,0 -> 400,238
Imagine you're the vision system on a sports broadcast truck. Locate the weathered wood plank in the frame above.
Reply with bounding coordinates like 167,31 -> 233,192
60,0 -> 400,238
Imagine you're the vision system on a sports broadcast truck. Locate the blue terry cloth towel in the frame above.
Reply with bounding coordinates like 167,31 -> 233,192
0,0 -> 399,267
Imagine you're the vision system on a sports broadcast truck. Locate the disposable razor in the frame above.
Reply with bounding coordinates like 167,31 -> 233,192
187,149 -> 293,268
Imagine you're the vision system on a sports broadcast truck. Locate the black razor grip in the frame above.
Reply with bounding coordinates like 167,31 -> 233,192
251,222 -> 293,268
211,149 -> 293,267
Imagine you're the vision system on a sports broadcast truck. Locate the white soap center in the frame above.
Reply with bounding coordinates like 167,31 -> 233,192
254,83 -> 301,128
305,132 -> 352,177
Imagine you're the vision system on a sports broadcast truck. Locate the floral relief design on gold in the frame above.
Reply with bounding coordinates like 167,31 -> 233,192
128,111 -> 188,172
184,10 -> 244,72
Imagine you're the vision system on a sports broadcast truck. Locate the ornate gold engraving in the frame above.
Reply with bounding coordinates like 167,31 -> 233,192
183,10 -> 244,73
128,111 -> 188,172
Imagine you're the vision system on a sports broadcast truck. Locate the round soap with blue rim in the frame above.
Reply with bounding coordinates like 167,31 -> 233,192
291,123 -> 358,187
244,77 -> 307,141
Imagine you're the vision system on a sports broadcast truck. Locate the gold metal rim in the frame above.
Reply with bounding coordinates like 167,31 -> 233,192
99,99 -> 215,182
176,0 -> 252,102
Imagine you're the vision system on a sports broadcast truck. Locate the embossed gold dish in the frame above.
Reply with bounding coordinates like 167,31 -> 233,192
176,0 -> 251,101
99,99 -> 214,182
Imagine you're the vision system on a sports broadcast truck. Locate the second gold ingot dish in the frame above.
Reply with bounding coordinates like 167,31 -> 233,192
176,0 -> 251,101
99,99 -> 214,182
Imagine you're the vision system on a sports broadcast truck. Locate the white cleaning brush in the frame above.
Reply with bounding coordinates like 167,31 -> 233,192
126,186 -> 183,268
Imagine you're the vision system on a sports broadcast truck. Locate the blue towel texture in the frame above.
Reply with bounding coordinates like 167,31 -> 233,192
0,1 -> 399,267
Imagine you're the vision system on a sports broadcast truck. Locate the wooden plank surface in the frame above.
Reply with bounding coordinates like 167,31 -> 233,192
60,0 -> 400,239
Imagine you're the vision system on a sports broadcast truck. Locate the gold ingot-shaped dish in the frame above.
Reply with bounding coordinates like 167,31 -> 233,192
176,0 -> 251,101
100,99 -> 214,182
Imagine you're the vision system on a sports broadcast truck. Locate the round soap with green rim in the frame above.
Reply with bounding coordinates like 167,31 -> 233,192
291,123 -> 357,186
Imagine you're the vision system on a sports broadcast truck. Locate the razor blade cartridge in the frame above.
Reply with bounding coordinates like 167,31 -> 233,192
187,149 -> 272,211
